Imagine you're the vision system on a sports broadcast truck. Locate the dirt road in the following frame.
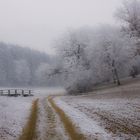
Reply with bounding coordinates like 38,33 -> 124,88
19,81 -> 140,140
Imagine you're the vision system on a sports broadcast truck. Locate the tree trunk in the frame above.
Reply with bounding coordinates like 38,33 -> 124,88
112,69 -> 116,84
114,68 -> 121,85
112,60 -> 121,86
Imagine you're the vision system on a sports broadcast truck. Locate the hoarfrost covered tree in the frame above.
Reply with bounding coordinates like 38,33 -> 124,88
0,42 -> 16,85
0,47 -> 7,85
0,42 -> 50,86
35,63 -> 51,85
116,0 -> 140,76
89,25 -> 134,85
116,0 -> 140,40
56,29 -> 92,94
56,26 -> 135,94
57,30 -> 90,70
15,60 -> 31,85
36,58 -> 64,86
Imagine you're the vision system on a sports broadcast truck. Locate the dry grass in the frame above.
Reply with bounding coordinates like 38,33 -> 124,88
19,99 -> 38,140
48,96 -> 86,140
94,111 -> 140,137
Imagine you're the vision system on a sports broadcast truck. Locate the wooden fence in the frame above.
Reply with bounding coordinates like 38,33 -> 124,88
0,89 -> 33,97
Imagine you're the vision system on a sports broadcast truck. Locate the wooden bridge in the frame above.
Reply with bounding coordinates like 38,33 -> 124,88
0,89 -> 34,97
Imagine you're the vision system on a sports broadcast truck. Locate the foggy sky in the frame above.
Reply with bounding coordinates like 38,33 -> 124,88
0,0 -> 122,54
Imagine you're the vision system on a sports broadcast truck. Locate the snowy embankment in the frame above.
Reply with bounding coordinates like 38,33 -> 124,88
0,97 -> 34,140
54,81 -> 140,140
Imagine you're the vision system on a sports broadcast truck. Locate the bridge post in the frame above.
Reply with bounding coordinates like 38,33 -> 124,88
8,90 -> 10,96
29,90 -> 31,95
15,89 -> 17,96
0,90 -> 3,95
22,90 -> 24,96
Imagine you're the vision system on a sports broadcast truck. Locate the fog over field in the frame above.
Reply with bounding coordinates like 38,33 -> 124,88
0,0 -> 140,92
0,0 -> 122,54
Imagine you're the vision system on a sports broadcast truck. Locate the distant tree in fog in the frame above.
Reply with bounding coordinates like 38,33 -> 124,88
15,60 -> 31,85
0,42 -> 50,86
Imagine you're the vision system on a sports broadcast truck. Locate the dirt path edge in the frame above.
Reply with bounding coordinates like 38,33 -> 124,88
19,99 -> 39,140
48,96 -> 86,140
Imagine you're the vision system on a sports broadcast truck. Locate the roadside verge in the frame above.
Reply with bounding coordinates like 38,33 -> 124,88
19,99 -> 38,140
48,96 -> 85,140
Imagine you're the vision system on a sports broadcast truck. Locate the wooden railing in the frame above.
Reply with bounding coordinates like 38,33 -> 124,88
0,89 -> 33,97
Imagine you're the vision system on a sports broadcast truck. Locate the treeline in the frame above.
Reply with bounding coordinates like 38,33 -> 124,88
1,0 -> 140,92
0,42 -> 50,86
48,0 -> 140,94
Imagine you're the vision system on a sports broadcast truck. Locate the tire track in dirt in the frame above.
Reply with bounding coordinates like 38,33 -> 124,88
48,96 -> 86,140
68,102 -> 140,139
35,97 -> 69,140
19,99 -> 38,140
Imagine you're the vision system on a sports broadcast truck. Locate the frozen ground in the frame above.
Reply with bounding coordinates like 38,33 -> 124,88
0,82 -> 140,140
36,98 -> 69,140
54,81 -> 140,140
0,87 -> 65,140
0,96 -> 33,140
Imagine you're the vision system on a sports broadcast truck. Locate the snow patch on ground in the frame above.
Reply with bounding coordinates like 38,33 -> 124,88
0,97 -> 33,140
54,97 -> 113,140
0,87 -> 65,140
58,82 -> 140,139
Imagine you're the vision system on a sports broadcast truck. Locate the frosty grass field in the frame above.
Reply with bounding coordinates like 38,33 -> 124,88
0,82 -> 140,140
0,88 -> 64,140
